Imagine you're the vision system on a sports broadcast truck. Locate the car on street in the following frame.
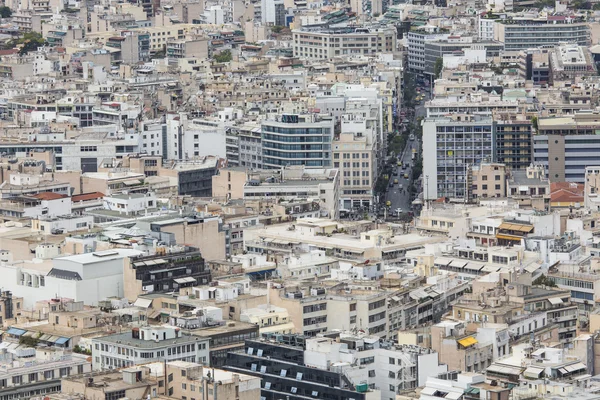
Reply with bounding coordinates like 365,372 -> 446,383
403,173 -> 409,179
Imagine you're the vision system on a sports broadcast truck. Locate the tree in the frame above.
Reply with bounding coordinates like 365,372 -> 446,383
271,25 -> 284,34
531,116 -> 538,132
213,50 -> 232,63
532,274 -> 557,287
434,57 -> 443,79
0,6 -> 12,18
151,48 -> 165,59
19,336 -> 39,347
7,31 -> 47,55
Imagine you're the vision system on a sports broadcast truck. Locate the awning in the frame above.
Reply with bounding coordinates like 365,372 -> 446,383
458,336 -> 478,347
562,362 -> 586,373
174,277 -> 196,284
149,310 -> 162,319
487,364 -> 524,376
548,297 -> 563,305
21,331 -> 35,337
496,234 -> 523,241
47,335 -> 60,343
498,223 -> 534,233
55,337 -> 69,345
122,179 -> 141,186
6,328 -> 26,336
420,387 -> 436,396
39,334 -> 51,341
524,366 -> 544,379
134,298 -> 153,308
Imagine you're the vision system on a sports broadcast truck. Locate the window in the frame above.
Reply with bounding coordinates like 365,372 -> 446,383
168,373 -> 173,383
389,357 -> 395,365
482,176 -> 487,181
80,146 -> 98,152
182,383 -> 187,390
349,303 -> 356,311
495,175 -> 501,181
482,185 -> 488,190
368,370 -> 376,377
389,385 -> 395,392
388,371 -> 395,378
495,185 -> 501,190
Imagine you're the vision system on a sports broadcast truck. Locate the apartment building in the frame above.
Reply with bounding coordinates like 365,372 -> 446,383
470,163 -> 507,200
494,113 -> 533,171
243,166 -> 340,219
549,44 -> 597,84
91,326 -> 210,370
292,26 -> 396,60
493,19 -> 590,51
422,115 -> 494,200
0,351 -> 91,400
334,130 -> 377,209
506,164 -> 550,211
224,337 -> 379,400
123,246 -> 211,301
423,38 -> 503,76
165,361 -> 261,400
407,30 -> 447,73
261,113 -> 334,169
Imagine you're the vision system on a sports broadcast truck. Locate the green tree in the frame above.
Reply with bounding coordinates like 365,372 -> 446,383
271,25 -> 284,34
7,31 -> 47,55
434,57 -> 443,79
213,50 -> 232,63
19,336 -> 39,347
532,274 -> 557,287
572,0 -> 592,9
531,116 -> 538,131
594,2 -> 600,10
0,7 -> 12,18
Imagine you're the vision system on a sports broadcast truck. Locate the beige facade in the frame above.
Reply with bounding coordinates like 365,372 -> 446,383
212,167 -> 247,200
430,322 -> 494,373
166,361 -> 261,400
61,367 -> 160,400
471,163 -> 506,199
159,218 -> 226,261
0,291 -> 22,325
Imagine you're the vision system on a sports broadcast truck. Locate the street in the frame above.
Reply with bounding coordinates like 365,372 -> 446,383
384,90 -> 428,218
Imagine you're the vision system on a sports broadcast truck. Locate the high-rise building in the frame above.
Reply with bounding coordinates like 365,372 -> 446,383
493,19 -> 590,51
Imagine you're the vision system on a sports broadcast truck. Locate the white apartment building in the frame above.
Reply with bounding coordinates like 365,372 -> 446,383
103,192 -> 158,216
91,326 -> 210,370
240,305 -> 295,335
166,113 -> 227,160
304,334 -> 447,398
0,249 -> 142,308
293,26 -> 396,60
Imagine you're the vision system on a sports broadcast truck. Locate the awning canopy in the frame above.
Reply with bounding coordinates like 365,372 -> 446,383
487,364 -> 524,376
524,366 -> 545,379
562,362 -> 586,374
174,277 -> 196,284
458,336 -> 478,347
55,337 -> 69,345
6,328 -> 26,336
134,298 -> 153,309
496,234 -> 524,241
548,297 -> 564,305
498,222 -> 533,233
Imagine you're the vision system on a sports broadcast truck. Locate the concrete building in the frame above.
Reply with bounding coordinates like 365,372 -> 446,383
124,247 -> 211,301
534,113 -> 600,182
292,26 -> 396,60
493,19 -> 590,51
0,291 -> 22,325
212,167 -> 248,200
506,164 -> 550,211
584,166 -> 600,211
422,116 -> 494,201
102,192 -> 157,216
470,163 -> 507,201
164,361 -> 261,400
91,326 -> 210,370
494,113 -> 533,171
244,166 -> 340,219
0,350 -> 91,400
224,336 -> 381,400
160,157 -> 222,198
549,44 -> 597,84
0,249 -> 142,308
261,114 -> 334,169
239,305 -> 295,335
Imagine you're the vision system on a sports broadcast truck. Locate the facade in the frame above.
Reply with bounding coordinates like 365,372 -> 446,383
494,114 -> 533,170
534,113 -> 600,182
549,44 -> 597,84
493,19 -> 590,51
423,39 -> 503,76
0,352 -> 91,400
0,249 -> 142,308
91,326 -> 210,370
470,163 -> 506,200
292,26 -> 396,60
160,158 -> 221,198
189,321 -> 259,367
261,114 -> 334,169
243,166 -> 340,219
124,247 -> 211,301
422,116 -> 494,200
224,338 -> 379,400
